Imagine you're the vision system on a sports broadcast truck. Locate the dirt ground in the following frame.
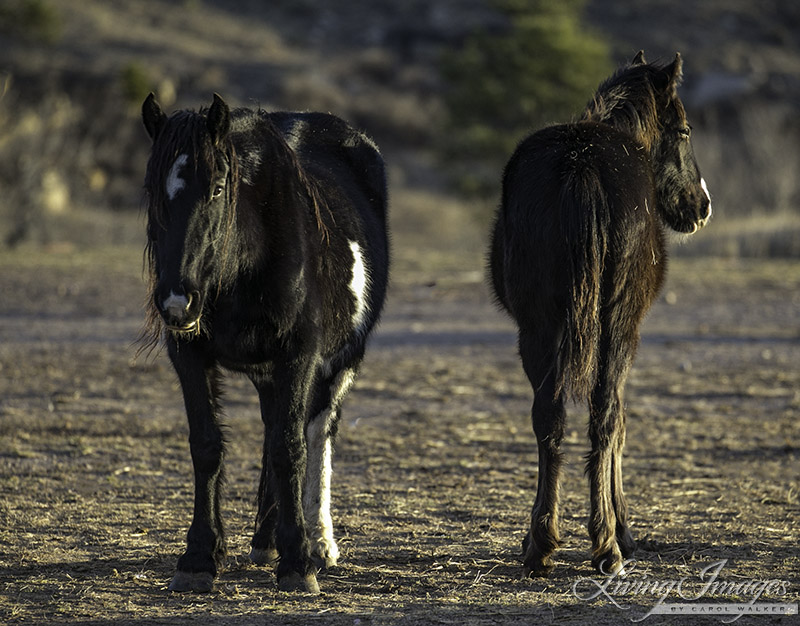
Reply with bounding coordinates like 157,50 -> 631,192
0,242 -> 798,625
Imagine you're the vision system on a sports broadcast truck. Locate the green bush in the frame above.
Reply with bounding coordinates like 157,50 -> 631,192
0,0 -> 61,44
439,0 -> 612,197
120,62 -> 155,106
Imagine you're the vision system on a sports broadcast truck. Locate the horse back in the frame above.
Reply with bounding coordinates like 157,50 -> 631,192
493,121 -> 663,321
270,111 -> 387,224
268,112 -> 389,359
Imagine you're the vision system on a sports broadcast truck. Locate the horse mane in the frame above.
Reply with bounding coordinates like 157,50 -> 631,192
254,110 -> 332,243
581,60 -> 678,153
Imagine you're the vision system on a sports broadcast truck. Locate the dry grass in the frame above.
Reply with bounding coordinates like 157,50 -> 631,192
0,248 -> 798,624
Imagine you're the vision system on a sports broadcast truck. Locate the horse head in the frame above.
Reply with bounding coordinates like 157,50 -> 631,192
142,93 -> 237,334
647,53 -> 712,234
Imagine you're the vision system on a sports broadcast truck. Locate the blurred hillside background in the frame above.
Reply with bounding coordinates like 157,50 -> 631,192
1,0 -> 799,259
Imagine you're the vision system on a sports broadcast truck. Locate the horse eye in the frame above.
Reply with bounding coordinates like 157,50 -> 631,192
679,126 -> 691,139
212,184 -> 225,198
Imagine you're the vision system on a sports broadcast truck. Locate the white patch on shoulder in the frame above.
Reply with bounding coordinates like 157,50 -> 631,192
348,240 -> 370,332
166,154 -> 188,200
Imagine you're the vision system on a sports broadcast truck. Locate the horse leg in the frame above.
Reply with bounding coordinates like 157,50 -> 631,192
587,330 -> 637,574
304,368 -> 354,571
250,384 -> 279,567
519,328 -> 566,577
253,360 -> 319,594
610,407 -> 636,559
167,343 -> 226,593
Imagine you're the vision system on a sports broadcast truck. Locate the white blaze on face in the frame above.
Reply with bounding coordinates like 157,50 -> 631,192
166,154 -> 189,200
348,240 -> 370,332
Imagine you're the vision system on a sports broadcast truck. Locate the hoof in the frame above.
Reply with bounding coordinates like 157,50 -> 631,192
278,571 -> 320,595
618,529 -> 637,559
310,544 -> 339,572
310,553 -> 336,573
168,570 -> 214,593
521,532 -> 530,555
592,552 -> 624,576
522,555 -> 555,578
249,546 -> 279,568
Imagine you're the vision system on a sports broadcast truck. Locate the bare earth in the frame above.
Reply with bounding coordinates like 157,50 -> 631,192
0,244 -> 798,625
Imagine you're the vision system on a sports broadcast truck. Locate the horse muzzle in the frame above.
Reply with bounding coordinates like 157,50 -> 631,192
691,195 -> 712,233
158,288 -> 203,333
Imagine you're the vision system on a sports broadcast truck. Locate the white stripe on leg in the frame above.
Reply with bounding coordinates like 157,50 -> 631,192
304,409 -> 339,568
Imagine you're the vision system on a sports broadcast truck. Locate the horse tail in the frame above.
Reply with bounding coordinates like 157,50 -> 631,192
556,169 -> 608,402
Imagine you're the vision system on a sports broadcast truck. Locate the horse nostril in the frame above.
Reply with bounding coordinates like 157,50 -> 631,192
187,291 -> 199,307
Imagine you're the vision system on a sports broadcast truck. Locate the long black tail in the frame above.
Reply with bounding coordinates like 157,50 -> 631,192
556,171 -> 609,401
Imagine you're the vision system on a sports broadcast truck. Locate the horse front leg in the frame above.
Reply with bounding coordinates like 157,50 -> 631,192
519,330 -> 566,577
253,359 -> 319,594
167,341 -> 226,593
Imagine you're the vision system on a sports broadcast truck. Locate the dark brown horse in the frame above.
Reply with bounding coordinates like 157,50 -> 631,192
489,52 -> 711,576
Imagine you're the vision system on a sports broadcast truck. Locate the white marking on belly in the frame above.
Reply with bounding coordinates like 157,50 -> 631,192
348,240 -> 370,332
166,154 -> 188,200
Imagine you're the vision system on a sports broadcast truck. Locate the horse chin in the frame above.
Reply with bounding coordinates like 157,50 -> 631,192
681,214 -> 711,236
665,214 -> 707,237
666,224 -> 701,246
165,317 -> 202,336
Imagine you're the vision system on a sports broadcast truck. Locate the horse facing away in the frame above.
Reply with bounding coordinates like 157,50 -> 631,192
489,52 -> 711,577
141,93 -> 389,594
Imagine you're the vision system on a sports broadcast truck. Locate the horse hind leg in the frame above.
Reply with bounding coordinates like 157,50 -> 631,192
612,421 -> 636,559
250,427 -> 279,568
587,332 -> 637,574
519,329 -> 567,577
303,367 -> 356,571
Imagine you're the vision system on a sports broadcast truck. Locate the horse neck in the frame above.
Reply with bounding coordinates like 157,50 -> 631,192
582,85 -> 661,153
233,127 -> 326,272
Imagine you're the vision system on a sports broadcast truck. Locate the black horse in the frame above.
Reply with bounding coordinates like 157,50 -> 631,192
141,93 -> 389,594
489,52 -> 711,577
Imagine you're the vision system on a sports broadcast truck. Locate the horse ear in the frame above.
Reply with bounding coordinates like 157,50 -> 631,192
142,92 -> 166,141
668,53 -> 684,85
654,53 -> 684,98
665,53 -> 684,95
207,93 -> 230,146
632,50 -> 646,65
